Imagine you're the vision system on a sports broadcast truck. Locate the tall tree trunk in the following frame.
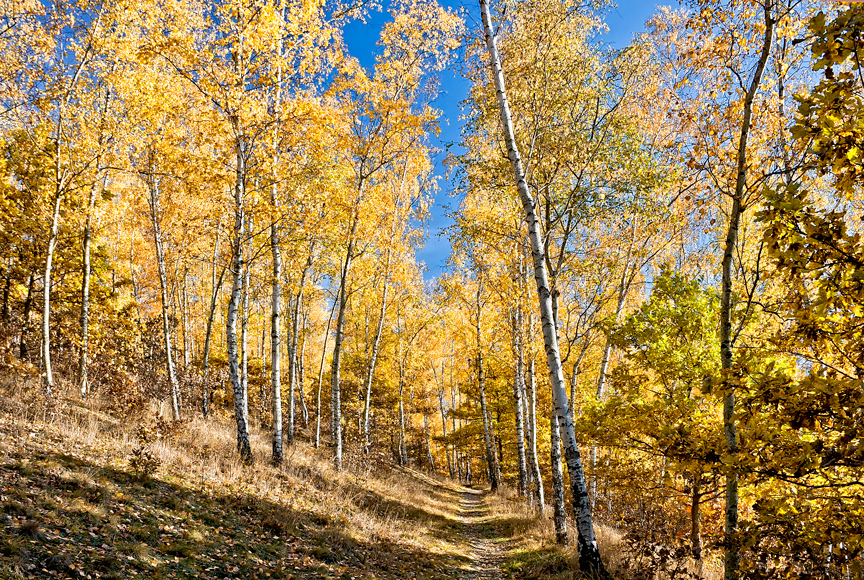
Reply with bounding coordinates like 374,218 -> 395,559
202,263 -> 227,414
297,309 -> 309,425
227,136 -> 251,460
331,250 -> 350,470
147,176 -> 181,421
526,355 -> 545,511
241,218 -> 251,429
270,4 -> 285,462
439,387 -> 454,479
270,180 -> 283,463
330,190 -> 363,470
591,233 -> 636,507
21,273 -> 34,360
511,309 -> 529,499
202,219 -> 225,416
521,356 -> 534,506
182,269 -> 190,368
315,298 -> 337,449
551,408 -> 568,545
363,248 -> 391,451
721,6 -> 773,579
41,192 -> 62,394
78,163 -> 109,397
288,245 -> 314,444
478,352 -> 497,491
475,276 -> 498,492
78,191 -> 94,396
479,1 -> 607,573
398,359 -> 408,466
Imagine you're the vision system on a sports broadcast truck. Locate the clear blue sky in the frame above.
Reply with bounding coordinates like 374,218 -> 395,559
342,1 -> 665,280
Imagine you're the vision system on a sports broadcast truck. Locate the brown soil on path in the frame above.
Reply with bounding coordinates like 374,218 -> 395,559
457,488 -> 506,580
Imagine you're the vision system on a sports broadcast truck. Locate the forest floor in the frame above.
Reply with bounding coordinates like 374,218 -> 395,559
0,380 -> 576,580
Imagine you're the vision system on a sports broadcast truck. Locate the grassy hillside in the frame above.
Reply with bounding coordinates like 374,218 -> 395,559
0,376 -> 717,580
0,377 -> 488,580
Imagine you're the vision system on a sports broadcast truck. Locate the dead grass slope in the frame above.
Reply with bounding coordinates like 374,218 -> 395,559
0,379 -> 474,580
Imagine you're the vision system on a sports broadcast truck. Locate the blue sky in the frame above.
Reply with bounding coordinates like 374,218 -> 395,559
342,1 -> 664,280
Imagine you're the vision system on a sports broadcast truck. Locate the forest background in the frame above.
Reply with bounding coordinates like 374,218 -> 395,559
0,0 -> 863,580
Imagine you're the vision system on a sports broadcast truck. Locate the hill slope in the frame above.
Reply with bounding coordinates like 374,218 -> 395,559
0,383 -> 540,580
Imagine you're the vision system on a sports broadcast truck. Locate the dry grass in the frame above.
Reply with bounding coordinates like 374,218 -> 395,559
486,484 -> 723,580
0,376 -> 723,580
0,378 -> 476,579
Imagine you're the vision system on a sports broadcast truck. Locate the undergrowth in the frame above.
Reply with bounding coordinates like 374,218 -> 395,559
0,376 -> 473,580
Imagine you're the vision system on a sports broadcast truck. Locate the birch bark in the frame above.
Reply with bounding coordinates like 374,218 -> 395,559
362,248 -> 391,450
511,309 -> 529,498
270,2 -> 285,463
315,298 -> 337,448
227,136 -> 251,460
550,408 -> 568,544
479,0 -> 607,573
270,181 -> 283,462
288,245 -> 313,443
526,355 -> 544,511
78,83 -> 112,397
146,176 -> 181,421
476,277 -> 497,492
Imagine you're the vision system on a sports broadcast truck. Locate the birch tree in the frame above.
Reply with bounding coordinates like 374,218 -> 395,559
478,0 -> 607,574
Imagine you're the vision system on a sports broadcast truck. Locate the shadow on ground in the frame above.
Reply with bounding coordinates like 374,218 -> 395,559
0,428 -> 475,580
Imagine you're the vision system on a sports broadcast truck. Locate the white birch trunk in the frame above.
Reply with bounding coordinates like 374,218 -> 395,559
270,179 -> 283,463
147,176 -> 181,421
288,246 -> 313,443
475,276 -> 498,491
479,0 -> 607,572
363,248 -> 391,450
227,137 -> 251,460
511,309 -> 529,498
315,298 -> 337,449
41,193 -> 61,394
330,185 -> 364,469
526,355 -> 545,511
241,216 -> 251,429
551,408 -> 568,544
298,310 -> 309,424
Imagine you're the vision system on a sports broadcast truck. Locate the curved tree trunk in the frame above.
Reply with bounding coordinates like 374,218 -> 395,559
479,0 -> 607,573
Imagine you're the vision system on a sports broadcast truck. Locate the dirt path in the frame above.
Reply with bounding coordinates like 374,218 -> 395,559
457,488 -> 504,579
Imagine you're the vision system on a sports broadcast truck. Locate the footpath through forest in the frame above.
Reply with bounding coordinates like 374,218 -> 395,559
0,385 -> 556,580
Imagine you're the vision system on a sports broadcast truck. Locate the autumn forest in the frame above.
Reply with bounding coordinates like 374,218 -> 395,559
0,0 -> 862,579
